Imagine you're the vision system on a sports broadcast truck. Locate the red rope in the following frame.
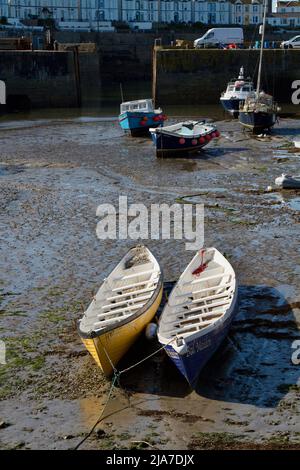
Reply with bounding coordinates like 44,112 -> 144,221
192,249 -> 207,276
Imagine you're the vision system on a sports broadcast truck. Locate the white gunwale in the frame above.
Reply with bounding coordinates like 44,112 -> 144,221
78,246 -> 163,338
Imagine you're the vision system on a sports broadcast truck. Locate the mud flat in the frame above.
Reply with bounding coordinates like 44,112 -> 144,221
0,114 -> 299,450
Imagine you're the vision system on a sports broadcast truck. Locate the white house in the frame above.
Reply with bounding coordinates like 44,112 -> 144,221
230,0 -> 263,25
0,0 -> 8,19
267,0 -> 300,25
276,1 -> 300,13
0,0 -> 285,28
194,1 -> 231,25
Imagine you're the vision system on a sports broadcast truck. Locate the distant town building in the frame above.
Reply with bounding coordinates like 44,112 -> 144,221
2,0 -> 299,29
267,0 -> 300,26
230,0 -> 263,25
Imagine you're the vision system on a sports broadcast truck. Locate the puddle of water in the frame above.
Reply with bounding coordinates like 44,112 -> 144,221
287,197 -> 300,211
0,164 -> 24,176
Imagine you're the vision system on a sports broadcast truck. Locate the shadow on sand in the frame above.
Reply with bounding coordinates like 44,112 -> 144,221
118,284 -> 299,407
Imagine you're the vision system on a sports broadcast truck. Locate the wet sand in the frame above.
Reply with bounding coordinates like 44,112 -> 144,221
0,114 -> 299,450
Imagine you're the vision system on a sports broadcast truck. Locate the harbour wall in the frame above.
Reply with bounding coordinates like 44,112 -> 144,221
153,48 -> 300,105
0,50 -> 101,109
53,30 -> 292,84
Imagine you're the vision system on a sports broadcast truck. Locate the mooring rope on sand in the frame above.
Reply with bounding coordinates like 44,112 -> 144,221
74,336 -> 177,450
73,374 -> 118,451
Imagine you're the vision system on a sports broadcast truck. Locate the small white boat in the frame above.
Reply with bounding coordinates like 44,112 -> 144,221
78,245 -> 163,376
157,248 -> 238,387
293,139 -> 300,149
275,174 -> 300,189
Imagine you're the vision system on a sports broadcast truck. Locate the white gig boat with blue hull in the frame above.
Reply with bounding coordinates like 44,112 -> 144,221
157,248 -> 238,388
150,120 -> 219,158
220,67 -> 254,118
119,99 -> 166,137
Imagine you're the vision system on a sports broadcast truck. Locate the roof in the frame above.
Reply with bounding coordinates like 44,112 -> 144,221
278,1 -> 300,6
230,0 -> 262,4
269,11 -> 300,16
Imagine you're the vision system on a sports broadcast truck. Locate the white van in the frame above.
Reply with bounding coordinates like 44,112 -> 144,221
194,28 -> 244,48
280,36 -> 300,49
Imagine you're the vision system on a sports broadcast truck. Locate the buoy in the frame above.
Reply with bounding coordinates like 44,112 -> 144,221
153,116 -> 158,122
158,114 -> 163,120
143,116 -> 148,121
199,136 -> 205,144
205,134 -> 212,141
192,139 -> 198,146
179,138 -> 185,145
145,323 -> 157,340
162,114 -> 168,121
211,132 -> 216,138
140,120 -> 146,126
215,130 -> 220,138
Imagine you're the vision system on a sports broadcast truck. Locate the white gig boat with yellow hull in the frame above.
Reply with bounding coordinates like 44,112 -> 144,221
78,245 -> 163,376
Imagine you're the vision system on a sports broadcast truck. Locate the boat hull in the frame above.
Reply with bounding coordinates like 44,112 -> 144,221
80,285 -> 163,376
119,111 -> 163,137
164,294 -> 238,388
220,98 -> 242,118
239,111 -> 277,132
151,131 -> 212,158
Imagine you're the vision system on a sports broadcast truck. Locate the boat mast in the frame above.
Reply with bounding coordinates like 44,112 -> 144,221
256,0 -> 267,97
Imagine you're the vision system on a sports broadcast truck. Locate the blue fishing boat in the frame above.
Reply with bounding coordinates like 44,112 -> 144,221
149,120 -> 219,158
220,66 -> 254,118
238,0 -> 279,133
118,99 -> 166,137
157,248 -> 238,388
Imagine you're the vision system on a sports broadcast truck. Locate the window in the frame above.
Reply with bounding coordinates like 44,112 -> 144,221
95,10 -> 105,21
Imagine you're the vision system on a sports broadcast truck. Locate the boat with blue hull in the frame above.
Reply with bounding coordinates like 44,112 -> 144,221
238,0 -> 279,133
149,120 -> 219,158
157,248 -> 238,387
220,66 -> 254,118
119,99 -> 166,137
239,92 -> 278,132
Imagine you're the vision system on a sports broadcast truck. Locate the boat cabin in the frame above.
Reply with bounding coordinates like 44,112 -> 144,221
241,91 -> 276,112
225,79 -> 254,95
120,98 -> 154,114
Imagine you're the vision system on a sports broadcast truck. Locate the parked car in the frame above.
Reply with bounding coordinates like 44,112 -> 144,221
194,28 -> 244,48
280,36 -> 300,49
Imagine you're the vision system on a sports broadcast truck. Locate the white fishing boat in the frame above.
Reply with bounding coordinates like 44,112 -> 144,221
275,174 -> 300,189
157,247 -> 238,387
78,245 -> 163,376
220,66 -> 255,118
